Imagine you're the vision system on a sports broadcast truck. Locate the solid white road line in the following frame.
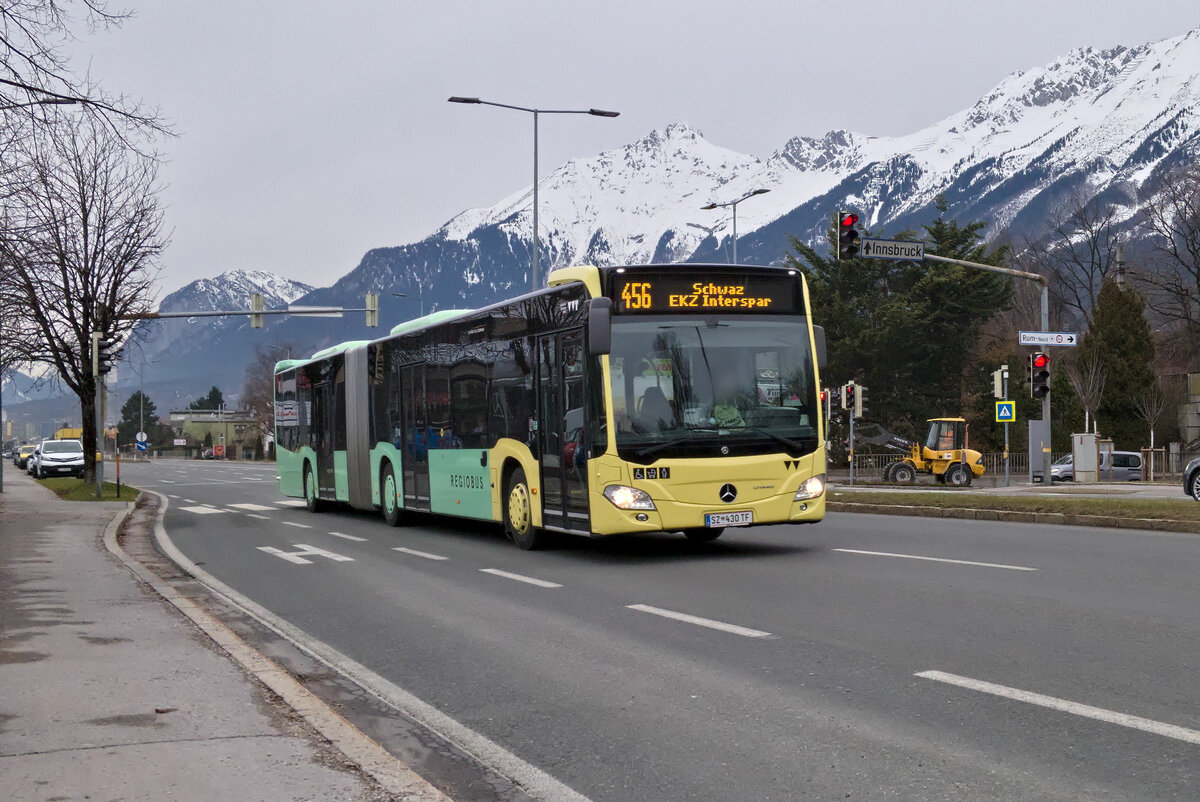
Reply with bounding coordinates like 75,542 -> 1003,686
626,604 -> 773,639
916,670 -> 1200,746
329,531 -> 368,542
228,502 -> 277,512
479,568 -> 562,588
281,521 -> 312,529
833,548 -> 1037,572
180,505 -> 226,515
394,547 -> 448,561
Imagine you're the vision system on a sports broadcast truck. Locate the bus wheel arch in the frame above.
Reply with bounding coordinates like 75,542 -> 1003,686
380,459 -> 402,527
303,459 -> 324,513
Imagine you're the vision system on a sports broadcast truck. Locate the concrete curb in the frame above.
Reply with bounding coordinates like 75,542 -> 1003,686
826,501 -> 1200,534
102,492 -> 451,802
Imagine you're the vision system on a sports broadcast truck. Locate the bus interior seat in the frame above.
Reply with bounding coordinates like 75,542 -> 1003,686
638,386 -> 675,432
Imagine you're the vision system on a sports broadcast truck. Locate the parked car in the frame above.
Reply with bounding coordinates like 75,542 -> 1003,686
31,439 -> 86,479
1185,456 -> 1200,501
1050,450 -> 1143,482
14,444 -> 37,469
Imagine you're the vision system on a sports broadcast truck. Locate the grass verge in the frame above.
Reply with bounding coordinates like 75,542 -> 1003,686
38,476 -> 140,502
828,490 -> 1200,532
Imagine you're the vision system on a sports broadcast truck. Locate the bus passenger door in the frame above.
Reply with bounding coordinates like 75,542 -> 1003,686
401,365 -> 429,509
537,329 -> 590,533
314,380 -> 336,496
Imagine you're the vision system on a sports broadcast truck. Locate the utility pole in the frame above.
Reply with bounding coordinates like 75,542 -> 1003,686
1002,364 -> 1010,487
925,252 -> 1051,484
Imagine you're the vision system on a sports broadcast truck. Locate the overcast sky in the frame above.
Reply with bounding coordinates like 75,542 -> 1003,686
68,1 -> 1198,295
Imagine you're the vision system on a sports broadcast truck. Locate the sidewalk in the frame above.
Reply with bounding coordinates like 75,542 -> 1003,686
0,470 -> 381,801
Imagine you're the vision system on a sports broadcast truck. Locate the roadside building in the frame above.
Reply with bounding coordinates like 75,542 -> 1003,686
169,408 -> 258,459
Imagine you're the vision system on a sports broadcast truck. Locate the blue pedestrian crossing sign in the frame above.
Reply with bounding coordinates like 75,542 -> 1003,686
995,401 -> 1016,423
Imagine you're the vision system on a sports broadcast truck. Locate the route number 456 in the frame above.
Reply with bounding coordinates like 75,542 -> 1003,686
621,281 -> 652,310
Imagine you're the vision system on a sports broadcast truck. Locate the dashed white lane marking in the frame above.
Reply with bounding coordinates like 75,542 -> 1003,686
328,531 -> 368,542
275,499 -> 307,507
479,568 -> 561,588
228,503 -> 277,512
626,603 -> 773,639
394,547 -> 447,561
180,505 -> 226,515
281,521 -> 313,529
257,544 -> 354,565
246,513 -> 271,520
167,494 -> 181,499
184,499 -> 196,503
833,548 -> 1037,572
160,480 -> 175,484
916,670 -> 1200,746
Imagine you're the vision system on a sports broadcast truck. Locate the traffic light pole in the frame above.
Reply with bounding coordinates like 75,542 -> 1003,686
926,252 -> 1051,484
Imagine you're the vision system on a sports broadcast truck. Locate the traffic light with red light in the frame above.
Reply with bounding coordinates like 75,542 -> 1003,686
1029,352 -> 1050,399
837,211 -> 860,261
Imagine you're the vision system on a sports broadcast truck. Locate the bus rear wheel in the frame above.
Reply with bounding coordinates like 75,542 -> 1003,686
381,463 -> 402,527
505,467 -> 544,550
304,463 -> 323,513
683,527 -> 724,543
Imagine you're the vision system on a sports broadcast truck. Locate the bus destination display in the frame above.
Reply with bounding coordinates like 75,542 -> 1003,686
611,273 -> 798,314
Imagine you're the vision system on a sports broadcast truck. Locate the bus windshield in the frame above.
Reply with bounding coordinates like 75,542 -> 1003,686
608,317 -> 819,461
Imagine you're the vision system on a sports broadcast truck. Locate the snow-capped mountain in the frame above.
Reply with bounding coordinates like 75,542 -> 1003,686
110,269 -> 312,404
61,25 -> 1200,420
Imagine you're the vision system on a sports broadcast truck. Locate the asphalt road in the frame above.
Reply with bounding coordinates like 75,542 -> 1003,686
121,459 -> 1200,800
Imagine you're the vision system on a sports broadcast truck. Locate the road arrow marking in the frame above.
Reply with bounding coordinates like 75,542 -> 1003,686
257,544 -> 354,565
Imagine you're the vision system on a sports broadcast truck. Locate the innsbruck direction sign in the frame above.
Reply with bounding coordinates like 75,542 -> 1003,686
859,238 -> 925,262
1019,331 -> 1077,347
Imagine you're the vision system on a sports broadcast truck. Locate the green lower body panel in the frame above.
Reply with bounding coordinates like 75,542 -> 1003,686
276,446 -> 305,497
334,450 -> 349,502
428,448 -> 493,520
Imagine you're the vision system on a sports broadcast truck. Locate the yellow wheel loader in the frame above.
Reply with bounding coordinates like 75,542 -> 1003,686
879,418 -> 985,487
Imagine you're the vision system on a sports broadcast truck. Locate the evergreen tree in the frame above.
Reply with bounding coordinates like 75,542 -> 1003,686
1077,280 -> 1155,448
188,386 -> 225,411
117,391 -> 160,447
785,199 -> 1011,440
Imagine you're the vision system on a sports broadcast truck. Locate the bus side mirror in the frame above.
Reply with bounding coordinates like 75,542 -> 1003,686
812,325 -> 827,369
588,298 -> 612,356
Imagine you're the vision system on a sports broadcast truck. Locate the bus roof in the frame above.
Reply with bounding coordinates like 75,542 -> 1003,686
388,309 -> 474,337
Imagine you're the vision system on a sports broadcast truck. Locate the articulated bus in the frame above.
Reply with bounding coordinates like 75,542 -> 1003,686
273,264 -> 828,549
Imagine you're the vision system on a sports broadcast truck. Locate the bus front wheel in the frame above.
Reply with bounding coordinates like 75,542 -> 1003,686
683,527 -> 724,543
505,467 -> 544,550
304,464 -> 323,513
381,463 -> 402,527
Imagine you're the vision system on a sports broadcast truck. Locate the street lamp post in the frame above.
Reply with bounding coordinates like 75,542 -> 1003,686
392,291 -> 423,317
701,188 -> 771,265
448,97 -> 619,293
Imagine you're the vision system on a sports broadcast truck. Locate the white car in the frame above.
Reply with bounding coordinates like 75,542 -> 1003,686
32,439 -> 86,479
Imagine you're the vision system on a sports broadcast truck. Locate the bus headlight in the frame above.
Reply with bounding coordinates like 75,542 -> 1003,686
794,473 -> 826,501
603,484 -> 656,510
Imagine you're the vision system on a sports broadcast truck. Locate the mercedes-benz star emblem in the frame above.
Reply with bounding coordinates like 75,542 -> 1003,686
719,484 -> 737,503
720,445 -> 729,455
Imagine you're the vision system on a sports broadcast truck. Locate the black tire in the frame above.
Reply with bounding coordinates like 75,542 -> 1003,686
303,463 -> 324,513
381,463 -> 403,527
945,463 -> 971,487
892,462 -> 917,484
683,527 -> 724,543
504,467 -> 544,550
882,462 -> 896,483
1190,470 -> 1200,502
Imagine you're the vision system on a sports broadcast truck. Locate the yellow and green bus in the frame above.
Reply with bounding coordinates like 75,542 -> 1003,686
274,263 -> 827,549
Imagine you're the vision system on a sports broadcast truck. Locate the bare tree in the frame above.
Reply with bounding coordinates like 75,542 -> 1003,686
1,1 -> 165,135
1132,384 -> 1167,450
1021,193 -> 1121,327
1140,165 -> 1200,356
1065,349 -> 1107,435
0,113 -> 166,480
